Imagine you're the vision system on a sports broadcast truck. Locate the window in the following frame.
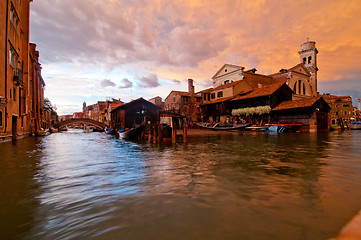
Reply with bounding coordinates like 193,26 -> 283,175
332,119 -> 336,125
10,5 -> 20,34
294,80 -> 306,95
217,91 -> 223,98
173,96 -> 176,102
308,56 -> 312,64
211,93 -> 215,99
343,104 -> 350,107
303,83 -> 306,95
303,57 -> 306,65
224,80 -> 230,84
13,88 -> 16,101
203,94 -> 207,101
9,46 -> 18,69
345,111 -> 347,115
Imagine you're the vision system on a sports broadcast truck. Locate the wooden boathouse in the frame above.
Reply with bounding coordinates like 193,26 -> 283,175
110,98 -> 160,131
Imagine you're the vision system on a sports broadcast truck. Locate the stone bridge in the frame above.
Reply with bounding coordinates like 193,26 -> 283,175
55,118 -> 107,130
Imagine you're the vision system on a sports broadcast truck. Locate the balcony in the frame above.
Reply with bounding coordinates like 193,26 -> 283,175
13,68 -> 23,86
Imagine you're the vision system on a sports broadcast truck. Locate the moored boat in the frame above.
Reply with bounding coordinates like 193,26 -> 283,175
245,126 -> 269,132
105,127 -> 116,134
83,126 -> 94,133
119,123 -> 145,140
196,122 -> 250,131
350,121 -> 361,130
36,129 -> 49,136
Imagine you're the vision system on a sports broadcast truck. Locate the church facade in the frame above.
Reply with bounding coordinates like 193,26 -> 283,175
210,40 -> 319,99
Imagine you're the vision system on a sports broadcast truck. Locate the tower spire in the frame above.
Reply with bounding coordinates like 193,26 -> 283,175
298,40 -> 318,96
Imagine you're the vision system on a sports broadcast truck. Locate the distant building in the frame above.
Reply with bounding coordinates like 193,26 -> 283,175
352,107 -> 360,121
92,101 -> 106,122
149,96 -> 164,110
164,79 -> 202,121
73,112 -> 84,118
59,115 -> 73,122
203,69 -> 276,105
322,94 -> 353,126
104,99 -> 123,126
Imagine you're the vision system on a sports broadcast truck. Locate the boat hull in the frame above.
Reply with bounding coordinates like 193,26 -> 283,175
350,122 -> 361,130
196,122 -> 250,131
119,124 -> 145,140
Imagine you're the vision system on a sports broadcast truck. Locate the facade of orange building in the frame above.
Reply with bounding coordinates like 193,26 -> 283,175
1,0 -> 32,141
29,43 -> 50,133
322,94 -> 353,126
1,0 -> 51,142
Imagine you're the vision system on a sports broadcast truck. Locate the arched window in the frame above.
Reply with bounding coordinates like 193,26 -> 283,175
294,80 -> 306,95
303,83 -> 306,95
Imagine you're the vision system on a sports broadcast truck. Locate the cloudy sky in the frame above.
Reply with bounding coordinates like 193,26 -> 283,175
29,0 -> 361,115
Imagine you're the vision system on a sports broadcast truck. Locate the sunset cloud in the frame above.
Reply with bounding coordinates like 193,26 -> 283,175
100,79 -> 116,88
119,78 -> 133,89
137,74 -> 160,88
29,0 -> 361,114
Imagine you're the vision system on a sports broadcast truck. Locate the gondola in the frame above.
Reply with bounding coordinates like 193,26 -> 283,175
118,123 -> 145,140
350,121 -> 361,130
195,122 -> 251,131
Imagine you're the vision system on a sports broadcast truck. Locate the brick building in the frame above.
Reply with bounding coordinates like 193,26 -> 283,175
1,0 -> 51,141
164,79 -> 202,121
322,94 -> 353,126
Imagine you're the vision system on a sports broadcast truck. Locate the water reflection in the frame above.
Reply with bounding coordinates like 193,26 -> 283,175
0,138 -> 43,240
1,130 -> 361,239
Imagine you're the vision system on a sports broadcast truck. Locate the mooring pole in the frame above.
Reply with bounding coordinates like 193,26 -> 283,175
183,118 -> 188,143
172,120 -> 177,144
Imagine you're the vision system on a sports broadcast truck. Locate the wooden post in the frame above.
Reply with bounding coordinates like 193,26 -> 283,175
183,118 -> 187,143
153,124 -> 158,143
158,123 -> 163,144
172,120 -> 177,144
148,124 -> 153,142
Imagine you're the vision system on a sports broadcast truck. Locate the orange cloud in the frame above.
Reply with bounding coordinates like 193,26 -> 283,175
30,0 -> 361,113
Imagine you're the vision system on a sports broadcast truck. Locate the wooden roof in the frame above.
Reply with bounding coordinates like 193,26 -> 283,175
272,96 -> 330,111
231,82 -> 288,101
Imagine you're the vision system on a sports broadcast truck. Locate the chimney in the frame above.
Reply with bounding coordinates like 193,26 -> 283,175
188,79 -> 194,96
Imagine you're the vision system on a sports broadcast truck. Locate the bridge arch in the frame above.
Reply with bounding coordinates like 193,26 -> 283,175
55,118 -> 107,130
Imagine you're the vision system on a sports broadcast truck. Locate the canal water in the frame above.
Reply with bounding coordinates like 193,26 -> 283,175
1,130 -> 361,240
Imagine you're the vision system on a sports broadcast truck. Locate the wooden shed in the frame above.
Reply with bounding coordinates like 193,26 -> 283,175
270,96 -> 331,132
110,98 -> 160,131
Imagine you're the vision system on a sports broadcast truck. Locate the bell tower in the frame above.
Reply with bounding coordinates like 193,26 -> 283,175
299,39 -> 318,96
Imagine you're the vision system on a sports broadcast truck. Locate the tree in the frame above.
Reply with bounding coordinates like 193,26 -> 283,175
44,98 -> 57,114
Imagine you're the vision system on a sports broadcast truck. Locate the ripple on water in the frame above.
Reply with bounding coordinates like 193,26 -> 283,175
1,130 -> 361,240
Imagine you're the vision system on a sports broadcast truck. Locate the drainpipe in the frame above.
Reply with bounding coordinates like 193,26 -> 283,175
3,0 -> 9,133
